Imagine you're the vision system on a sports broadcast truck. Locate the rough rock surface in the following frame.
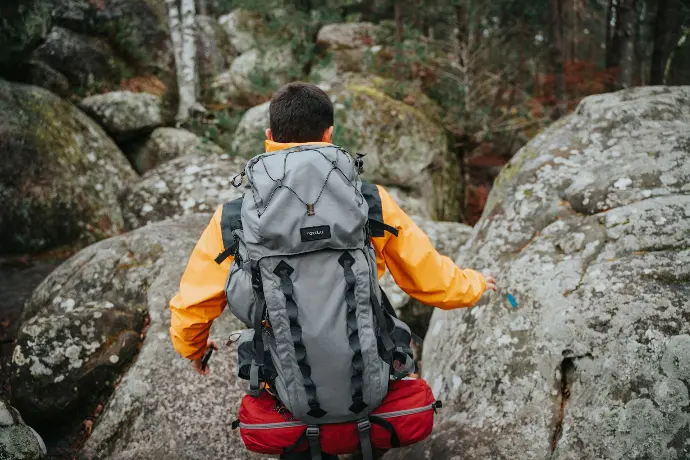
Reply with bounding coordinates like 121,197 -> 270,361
0,399 -> 46,460
218,9 -> 265,54
78,91 -> 164,141
231,101 -> 270,158
75,215 -> 249,459
33,26 -> 123,89
379,217 -> 474,339
209,46 -> 297,108
196,14 -> 236,101
386,86 -> 690,460
49,0 -> 173,76
316,22 -> 380,73
0,80 -> 137,254
127,127 -> 225,174
120,153 -> 246,230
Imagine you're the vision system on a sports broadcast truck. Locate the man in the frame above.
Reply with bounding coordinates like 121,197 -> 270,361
170,82 -> 496,458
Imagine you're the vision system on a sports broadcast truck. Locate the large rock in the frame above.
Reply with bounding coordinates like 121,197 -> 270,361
65,216 -> 246,459
9,217 -> 232,440
49,0 -> 173,77
218,9 -> 265,54
231,101 -> 270,158
196,15 -> 236,102
0,399 -> 46,460
379,217 -> 474,339
0,80 -> 137,254
209,46 -> 297,108
120,153 -> 246,230
33,26 -> 124,90
78,91 -> 164,141
127,127 -> 225,174
316,22 -> 381,73
388,86 -> 690,460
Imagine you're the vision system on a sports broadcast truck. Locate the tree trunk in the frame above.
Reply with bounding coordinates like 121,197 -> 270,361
664,27 -> 690,84
605,0 -> 616,69
609,0 -> 638,88
549,0 -> 567,118
166,0 -> 197,122
650,0 -> 669,84
197,0 -> 207,16
618,0 -> 638,87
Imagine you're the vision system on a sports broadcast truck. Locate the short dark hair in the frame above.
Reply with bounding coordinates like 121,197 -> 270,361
269,82 -> 334,143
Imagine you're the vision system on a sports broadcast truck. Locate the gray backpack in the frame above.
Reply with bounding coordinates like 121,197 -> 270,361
217,144 -> 416,457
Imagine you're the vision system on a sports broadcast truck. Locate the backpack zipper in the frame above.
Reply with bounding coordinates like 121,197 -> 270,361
238,404 -> 436,429
376,404 -> 435,419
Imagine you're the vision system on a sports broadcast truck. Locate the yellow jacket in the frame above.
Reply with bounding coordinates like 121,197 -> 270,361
170,141 -> 487,360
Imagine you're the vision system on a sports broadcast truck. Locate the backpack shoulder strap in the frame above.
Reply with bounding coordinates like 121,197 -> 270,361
360,182 -> 398,238
215,197 -> 243,265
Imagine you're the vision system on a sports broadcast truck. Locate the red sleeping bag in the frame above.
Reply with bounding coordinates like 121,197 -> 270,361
236,378 -> 439,455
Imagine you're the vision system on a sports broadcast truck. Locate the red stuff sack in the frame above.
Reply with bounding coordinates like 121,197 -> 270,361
236,379 -> 439,455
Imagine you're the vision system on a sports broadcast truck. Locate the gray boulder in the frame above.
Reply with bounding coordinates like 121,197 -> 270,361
127,127 -> 225,174
0,79 -> 137,254
33,26 -> 124,90
196,15 -> 236,102
78,91 -> 164,141
209,46 -> 297,108
315,22 -> 380,74
386,86 -> 690,460
49,0 -> 173,77
218,9 -> 265,54
0,399 -> 46,460
120,153 -> 246,230
68,216 -> 247,459
231,101 -> 270,158
9,217 -> 232,439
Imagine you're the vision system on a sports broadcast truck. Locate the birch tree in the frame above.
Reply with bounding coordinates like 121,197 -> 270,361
166,0 -> 198,122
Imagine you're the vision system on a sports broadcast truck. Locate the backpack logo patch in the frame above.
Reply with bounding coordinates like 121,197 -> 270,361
300,225 -> 331,242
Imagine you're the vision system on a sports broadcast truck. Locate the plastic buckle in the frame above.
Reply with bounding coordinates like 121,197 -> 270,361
357,419 -> 371,432
306,426 -> 320,437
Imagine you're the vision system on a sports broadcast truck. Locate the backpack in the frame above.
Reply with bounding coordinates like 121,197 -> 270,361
216,144 -> 438,459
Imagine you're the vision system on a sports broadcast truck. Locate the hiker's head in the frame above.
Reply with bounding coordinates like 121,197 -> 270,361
266,82 -> 334,144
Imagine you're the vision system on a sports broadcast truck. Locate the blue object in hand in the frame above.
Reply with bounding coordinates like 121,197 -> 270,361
506,293 -> 518,309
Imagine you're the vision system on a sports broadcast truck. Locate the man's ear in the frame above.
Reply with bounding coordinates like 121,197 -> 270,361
322,126 -> 334,143
265,128 -> 273,141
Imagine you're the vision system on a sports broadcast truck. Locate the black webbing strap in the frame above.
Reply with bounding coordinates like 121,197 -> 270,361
369,416 -> 401,448
368,219 -> 399,238
275,261 -> 326,418
370,285 -> 395,355
283,430 -> 308,454
339,252 -> 368,414
216,199 -> 243,264
381,289 -> 422,345
306,426 -> 322,460
248,263 -> 266,396
357,419 -> 374,460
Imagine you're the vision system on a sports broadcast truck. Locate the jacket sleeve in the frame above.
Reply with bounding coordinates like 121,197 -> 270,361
169,206 -> 232,360
372,185 -> 486,310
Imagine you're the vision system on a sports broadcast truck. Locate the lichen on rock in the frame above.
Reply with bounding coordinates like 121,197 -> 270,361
0,79 -> 137,254
119,153 -> 246,230
385,86 -> 690,460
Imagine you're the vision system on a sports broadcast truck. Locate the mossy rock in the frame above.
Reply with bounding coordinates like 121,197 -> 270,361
0,79 -> 137,254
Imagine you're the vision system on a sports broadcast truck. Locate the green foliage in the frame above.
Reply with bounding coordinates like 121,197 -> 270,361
0,0 -> 51,65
